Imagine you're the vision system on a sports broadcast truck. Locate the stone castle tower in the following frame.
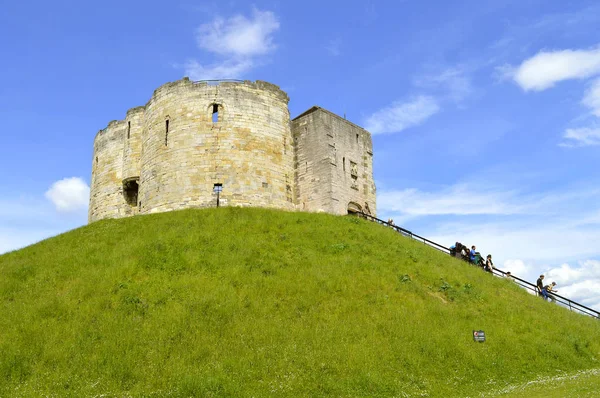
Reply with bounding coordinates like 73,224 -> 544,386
89,78 -> 376,222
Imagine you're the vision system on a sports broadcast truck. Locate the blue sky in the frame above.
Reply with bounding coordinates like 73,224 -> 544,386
1,0 -> 600,310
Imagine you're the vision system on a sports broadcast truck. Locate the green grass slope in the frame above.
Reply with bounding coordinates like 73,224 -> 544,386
1,208 -> 599,397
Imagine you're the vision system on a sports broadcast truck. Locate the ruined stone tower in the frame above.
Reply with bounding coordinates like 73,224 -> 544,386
89,78 -> 376,222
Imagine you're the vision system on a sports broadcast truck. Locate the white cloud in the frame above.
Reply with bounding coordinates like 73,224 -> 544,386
325,38 -> 342,56
45,177 -> 89,213
545,260 -> 600,313
414,67 -> 472,103
182,9 -> 280,80
502,259 -> 532,278
196,9 -> 279,57
377,182 -> 600,288
0,195 -> 88,254
184,59 -> 253,80
424,219 -> 600,284
508,47 -> 600,146
582,78 -> 600,116
378,185 -> 524,217
512,47 -> 600,91
560,127 -> 600,147
364,96 -> 440,135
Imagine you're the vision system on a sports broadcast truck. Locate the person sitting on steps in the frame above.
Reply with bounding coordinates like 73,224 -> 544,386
541,282 -> 558,301
485,254 -> 494,273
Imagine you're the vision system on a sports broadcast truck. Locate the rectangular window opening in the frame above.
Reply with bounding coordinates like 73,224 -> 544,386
127,121 -> 131,139
165,120 -> 169,146
212,104 -> 219,123
356,133 -> 359,144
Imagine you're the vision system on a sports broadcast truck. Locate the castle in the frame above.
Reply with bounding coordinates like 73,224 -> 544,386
89,78 -> 376,222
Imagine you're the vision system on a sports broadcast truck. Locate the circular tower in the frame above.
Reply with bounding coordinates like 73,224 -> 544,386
89,120 -> 127,221
138,79 -> 295,214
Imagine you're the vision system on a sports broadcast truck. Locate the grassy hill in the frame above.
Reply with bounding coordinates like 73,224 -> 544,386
1,208 -> 599,397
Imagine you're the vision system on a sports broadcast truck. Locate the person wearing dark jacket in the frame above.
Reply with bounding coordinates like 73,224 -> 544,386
536,275 -> 545,296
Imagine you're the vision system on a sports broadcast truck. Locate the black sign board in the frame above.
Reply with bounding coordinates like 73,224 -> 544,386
473,330 -> 486,342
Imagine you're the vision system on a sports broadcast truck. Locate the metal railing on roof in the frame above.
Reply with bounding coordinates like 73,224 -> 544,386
354,211 -> 600,320
191,79 -> 245,84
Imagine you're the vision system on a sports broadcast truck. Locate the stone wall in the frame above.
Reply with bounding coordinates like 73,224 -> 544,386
89,79 -> 376,222
138,79 -> 294,214
89,121 -> 127,221
291,108 -> 332,212
292,107 -> 376,216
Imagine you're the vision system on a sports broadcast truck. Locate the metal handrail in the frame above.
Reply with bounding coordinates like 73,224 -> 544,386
355,211 -> 600,319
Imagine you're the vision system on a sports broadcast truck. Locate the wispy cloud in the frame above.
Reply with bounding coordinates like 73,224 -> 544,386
560,127 -> 600,147
378,185 -> 524,217
325,38 -> 342,56
582,78 -> 600,116
510,47 -> 600,91
184,59 -> 254,81
506,45 -> 600,148
378,182 -> 600,274
182,8 -> 280,80
364,96 -> 440,135
1,192 -> 88,254
414,67 -> 472,103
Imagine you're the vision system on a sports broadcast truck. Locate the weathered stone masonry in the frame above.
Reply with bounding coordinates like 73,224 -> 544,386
89,78 -> 376,222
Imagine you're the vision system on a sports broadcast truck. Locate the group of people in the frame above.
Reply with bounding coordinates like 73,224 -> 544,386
451,242 -> 560,302
536,274 -> 558,301
384,221 -> 562,303
449,242 -> 495,273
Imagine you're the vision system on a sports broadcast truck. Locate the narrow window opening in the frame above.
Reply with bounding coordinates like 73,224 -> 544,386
213,183 -> 223,207
127,121 -> 131,139
165,119 -> 169,146
123,179 -> 139,207
356,133 -> 359,144
95,156 -> 98,164
212,104 -> 219,123
138,201 -> 142,209
283,137 -> 287,154
343,157 -> 345,171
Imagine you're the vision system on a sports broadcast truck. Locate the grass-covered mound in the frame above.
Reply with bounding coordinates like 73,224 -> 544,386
1,208 -> 599,397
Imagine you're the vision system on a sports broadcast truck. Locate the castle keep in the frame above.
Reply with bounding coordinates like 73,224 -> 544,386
89,78 -> 376,222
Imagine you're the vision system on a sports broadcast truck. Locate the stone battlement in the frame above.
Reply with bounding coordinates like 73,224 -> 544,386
89,78 -> 376,222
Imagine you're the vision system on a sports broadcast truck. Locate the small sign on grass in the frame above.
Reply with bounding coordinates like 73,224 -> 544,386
473,330 -> 486,343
